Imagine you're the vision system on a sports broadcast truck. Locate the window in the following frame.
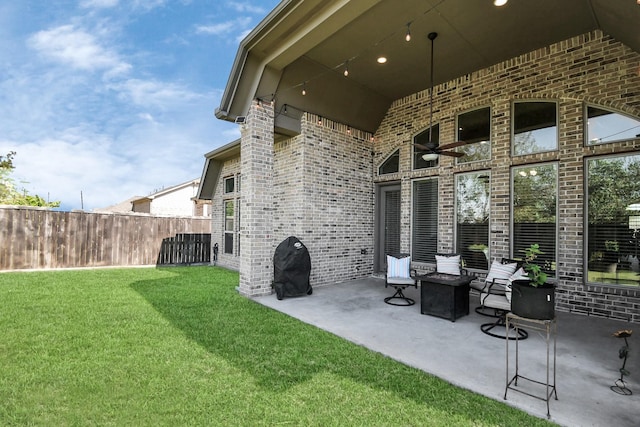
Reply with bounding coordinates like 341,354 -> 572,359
586,154 -> 640,287
513,101 -> 558,155
379,149 -> 400,174
224,200 -> 235,254
456,107 -> 491,163
455,172 -> 490,269
586,105 -> 640,145
224,176 -> 235,194
412,178 -> 438,262
413,124 -> 439,169
512,163 -> 557,276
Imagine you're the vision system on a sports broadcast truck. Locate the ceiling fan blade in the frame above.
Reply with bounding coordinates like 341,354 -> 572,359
413,143 -> 432,151
438,150 -> 465,158
438,140 -> 469,150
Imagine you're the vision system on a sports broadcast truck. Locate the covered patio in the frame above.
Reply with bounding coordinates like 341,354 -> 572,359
255,279 -> 639,426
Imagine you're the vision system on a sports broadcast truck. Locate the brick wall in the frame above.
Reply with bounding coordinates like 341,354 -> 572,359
272,114 -> 375,285
238,101 -> 276,296
374,30 -> 640,321
210,30 -> 639,321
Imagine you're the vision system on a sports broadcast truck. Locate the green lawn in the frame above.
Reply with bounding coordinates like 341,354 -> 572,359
0,266 -> 553,426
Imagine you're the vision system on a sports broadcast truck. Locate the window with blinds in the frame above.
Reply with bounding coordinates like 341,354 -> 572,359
586,154 -> 640,287
384,189 -> 401,256
412,178 -> 438,263
512,163 -> 557,275
455,171 -> 490,269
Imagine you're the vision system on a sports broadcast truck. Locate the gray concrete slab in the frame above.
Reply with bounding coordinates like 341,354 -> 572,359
254,278 -> 639,427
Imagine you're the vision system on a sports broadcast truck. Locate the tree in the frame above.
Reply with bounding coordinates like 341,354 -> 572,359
0,151 -> 61,208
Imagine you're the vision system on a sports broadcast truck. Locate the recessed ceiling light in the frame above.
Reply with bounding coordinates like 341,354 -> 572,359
494,0 -> 508,6
377,56 -> 387,64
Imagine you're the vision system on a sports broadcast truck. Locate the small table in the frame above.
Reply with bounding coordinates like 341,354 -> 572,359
505,313 -> 558,418
417,272 -> 474,322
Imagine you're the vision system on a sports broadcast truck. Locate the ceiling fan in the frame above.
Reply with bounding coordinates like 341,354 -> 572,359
414,32 -> 472,160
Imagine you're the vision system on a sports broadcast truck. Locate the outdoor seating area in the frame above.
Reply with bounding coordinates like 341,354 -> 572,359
256,277 -> 640,427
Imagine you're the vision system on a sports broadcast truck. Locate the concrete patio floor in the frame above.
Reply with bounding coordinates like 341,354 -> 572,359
254,278 -> 639,427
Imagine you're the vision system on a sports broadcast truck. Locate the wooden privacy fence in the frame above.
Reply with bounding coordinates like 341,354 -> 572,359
0,206 -> 211,270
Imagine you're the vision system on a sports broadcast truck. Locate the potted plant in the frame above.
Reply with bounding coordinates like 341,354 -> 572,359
510,243 -> 556,320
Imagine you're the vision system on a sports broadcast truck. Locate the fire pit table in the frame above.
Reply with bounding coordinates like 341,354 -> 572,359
417,272 -> 474,322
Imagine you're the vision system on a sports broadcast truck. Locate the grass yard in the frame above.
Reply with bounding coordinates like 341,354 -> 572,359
0,266 -> 553,426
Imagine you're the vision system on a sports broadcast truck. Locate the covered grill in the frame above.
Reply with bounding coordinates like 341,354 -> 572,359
272,236 -> 312,300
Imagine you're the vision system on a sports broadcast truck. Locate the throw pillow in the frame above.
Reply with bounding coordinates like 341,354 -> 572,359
485,260 -> 517,284
387,255 -> 411,279
435,254 -> 461,275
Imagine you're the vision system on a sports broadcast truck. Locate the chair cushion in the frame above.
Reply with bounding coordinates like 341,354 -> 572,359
387,277 -> 417,286
480,293 -> 511,311
485,260 -> 517,284
435,254 -> 461,275
387,255 -> 411,279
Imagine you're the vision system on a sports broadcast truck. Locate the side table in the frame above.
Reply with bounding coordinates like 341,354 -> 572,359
505,313 -> 558,418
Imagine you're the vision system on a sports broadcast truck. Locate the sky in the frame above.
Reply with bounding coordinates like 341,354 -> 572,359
0,0 -> 280,211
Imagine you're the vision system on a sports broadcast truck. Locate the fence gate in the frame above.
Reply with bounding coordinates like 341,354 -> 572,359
156,233 -> 211,265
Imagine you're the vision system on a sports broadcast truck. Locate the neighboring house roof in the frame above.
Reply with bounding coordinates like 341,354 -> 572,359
216,0 -> 640,135
132,179 -> 201,203
197,140 -> 240,201
93,196 -> 140,213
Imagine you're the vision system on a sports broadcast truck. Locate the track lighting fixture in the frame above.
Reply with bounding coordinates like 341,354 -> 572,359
405,23 -> 411,42
343,61 -> 349,77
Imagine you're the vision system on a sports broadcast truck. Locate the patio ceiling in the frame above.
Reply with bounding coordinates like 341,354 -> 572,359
215,0 -> 640,136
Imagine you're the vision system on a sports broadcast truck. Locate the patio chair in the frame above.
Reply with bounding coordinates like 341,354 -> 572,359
479,267 -> 529,340
471,258 -> 520,317
384,253 -> 417,306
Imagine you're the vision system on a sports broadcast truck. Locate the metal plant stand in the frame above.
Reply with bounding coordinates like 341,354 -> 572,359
505,313 -> 558,418
611,329 -> 633,395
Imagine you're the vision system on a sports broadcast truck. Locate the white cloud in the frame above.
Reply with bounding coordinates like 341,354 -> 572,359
195,22 -> 236,36
28,24 -> 131,76
79,0 -> 120,9
195,16 -> 253,38
114,78 -> 205,109
227,1 -> 267,14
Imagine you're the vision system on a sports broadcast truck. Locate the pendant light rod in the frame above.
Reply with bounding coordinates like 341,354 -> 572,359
428,32 -> 437,144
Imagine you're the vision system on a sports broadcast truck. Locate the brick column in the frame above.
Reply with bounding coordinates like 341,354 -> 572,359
238,100 -> 274,296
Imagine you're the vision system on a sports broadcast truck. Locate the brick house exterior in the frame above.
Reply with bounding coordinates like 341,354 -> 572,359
200,26 -> 639,322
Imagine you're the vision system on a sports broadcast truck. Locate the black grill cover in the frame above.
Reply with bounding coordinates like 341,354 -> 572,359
272,236 -> 312,300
